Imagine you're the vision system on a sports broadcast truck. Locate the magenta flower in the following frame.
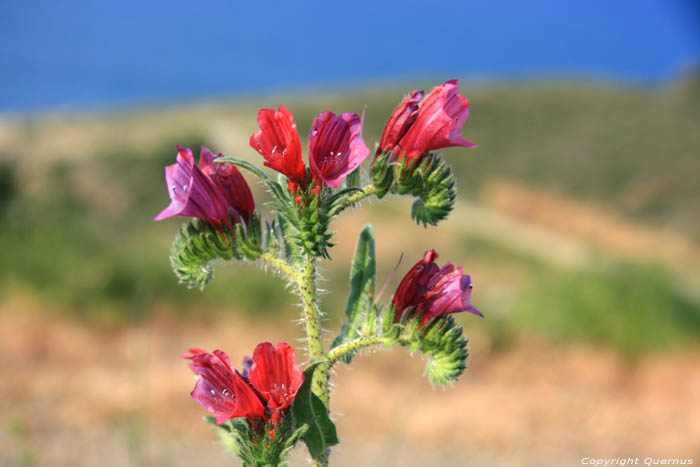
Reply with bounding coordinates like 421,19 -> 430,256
184,342 -> 303,428
378,90 -> 424,155
378,80 -> 477,164
309,111 -> 370,188
154,145 -> 255,226
184,348 -> 265,425
393,249 -> 482,328
249,105 -> 306,193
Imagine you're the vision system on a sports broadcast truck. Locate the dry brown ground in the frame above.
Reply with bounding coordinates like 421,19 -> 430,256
2,297 -> 699,467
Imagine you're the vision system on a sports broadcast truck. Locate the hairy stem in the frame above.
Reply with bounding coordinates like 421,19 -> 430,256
300,258 -> 331,467
341,184 -> 378,209
300,260 -> 329,402
259,252 -> 302,285
326,335 -> 388,364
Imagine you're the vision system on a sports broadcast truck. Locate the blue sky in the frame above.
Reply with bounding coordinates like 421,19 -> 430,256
1,0 -> 698,112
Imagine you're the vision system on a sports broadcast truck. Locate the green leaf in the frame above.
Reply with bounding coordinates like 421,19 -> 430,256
291,364 -> 339,461
331,224 -> 376,362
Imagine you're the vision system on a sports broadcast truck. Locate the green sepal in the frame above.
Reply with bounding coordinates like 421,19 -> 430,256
271,216 -> 304,269
345,166 -> 361,188
290,364 -> 339,462
396,153 -> 456,227
331,224 -> 376,363
205,415 -> 307,467
396,311 -> 470,387
235,217 -> 264,261
369,151 -> 394,198
168,214 -> 243,290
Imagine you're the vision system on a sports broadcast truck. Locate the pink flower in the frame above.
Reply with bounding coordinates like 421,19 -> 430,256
378,90 -> 423,155
184,342 -> 303,428
309,111 -> 370,188
154,145 -> 255,226
393,250 -> 482,328
184,349 -> 264,425
379,80 -> 477,164
249,106 -> 306,192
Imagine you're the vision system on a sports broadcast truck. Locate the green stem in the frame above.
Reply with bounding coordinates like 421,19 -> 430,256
300,258 -> 330,467
341,184 -> 378,209
300,260 -> 329,402
326,336 -> 388,364
259,252 -> 301,285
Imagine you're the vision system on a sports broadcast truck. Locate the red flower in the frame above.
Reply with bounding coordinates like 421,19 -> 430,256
249,342 -> 303,412
393,250 -> 482,328
184,349 -> 264,425
379,80 -> 477,164
249,105 -> 306,192
308,111 -> 370,188
378,90 -> 423,155
184,342 -> 303,428
154,145 -> 255,226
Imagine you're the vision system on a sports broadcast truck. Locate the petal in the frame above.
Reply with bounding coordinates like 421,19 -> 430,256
309,111 -> 369,188
379,89 -> 424,153
182,347 -> 208,372
190,374 -> 237,425
249,105 -> 305,182
187,350 -> 240,424
249,342 -> 303,411
230,370 -> 266,423
398,80 -> 477,162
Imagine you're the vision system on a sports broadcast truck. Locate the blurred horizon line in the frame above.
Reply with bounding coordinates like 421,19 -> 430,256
3,66 -> 700,118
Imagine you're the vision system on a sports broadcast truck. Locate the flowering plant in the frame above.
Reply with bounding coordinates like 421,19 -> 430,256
155,80 -> 481,466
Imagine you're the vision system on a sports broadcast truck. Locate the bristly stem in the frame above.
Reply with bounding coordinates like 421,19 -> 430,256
260,252 -> 302,285
300,259 -> 329,402
341,184 -> 378,209
326,335 -> 388,364
300,258 -> 331,467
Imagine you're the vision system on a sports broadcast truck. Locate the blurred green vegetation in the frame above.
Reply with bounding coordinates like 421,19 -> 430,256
0,76 -> 698,355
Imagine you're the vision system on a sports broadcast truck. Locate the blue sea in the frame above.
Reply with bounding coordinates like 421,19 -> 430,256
1,0 -> 698,113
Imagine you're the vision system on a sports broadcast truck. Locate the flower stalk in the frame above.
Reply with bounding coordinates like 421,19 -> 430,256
326,335 -> 387,364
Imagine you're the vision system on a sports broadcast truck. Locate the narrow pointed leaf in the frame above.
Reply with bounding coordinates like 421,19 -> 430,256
331,224 -> 376,362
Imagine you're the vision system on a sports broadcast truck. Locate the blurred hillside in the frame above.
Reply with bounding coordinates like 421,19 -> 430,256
1,77 -> 699,356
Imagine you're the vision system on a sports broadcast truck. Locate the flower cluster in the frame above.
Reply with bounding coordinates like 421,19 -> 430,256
393,249 -> 482,328
250,105 -> 369,198
155,79 -> 483,465
184,342 -> 303,428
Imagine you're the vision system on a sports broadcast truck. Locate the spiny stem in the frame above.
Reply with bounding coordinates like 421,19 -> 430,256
326,336 -> 388,364
300,258 -> 330,467
301,259 -> 324,359
341,184 -> 378,209
300,259 -> 329,405
259,252 -> 301,285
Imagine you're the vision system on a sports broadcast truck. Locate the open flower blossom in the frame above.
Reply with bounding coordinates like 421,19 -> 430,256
250,107 -> 369,191
308,111 -> 370,188
184,342 -> 303,428
378,80 -> 477,164
154,145 -> 255,226
393,249 -> 482,327
249,106 -> 306,193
